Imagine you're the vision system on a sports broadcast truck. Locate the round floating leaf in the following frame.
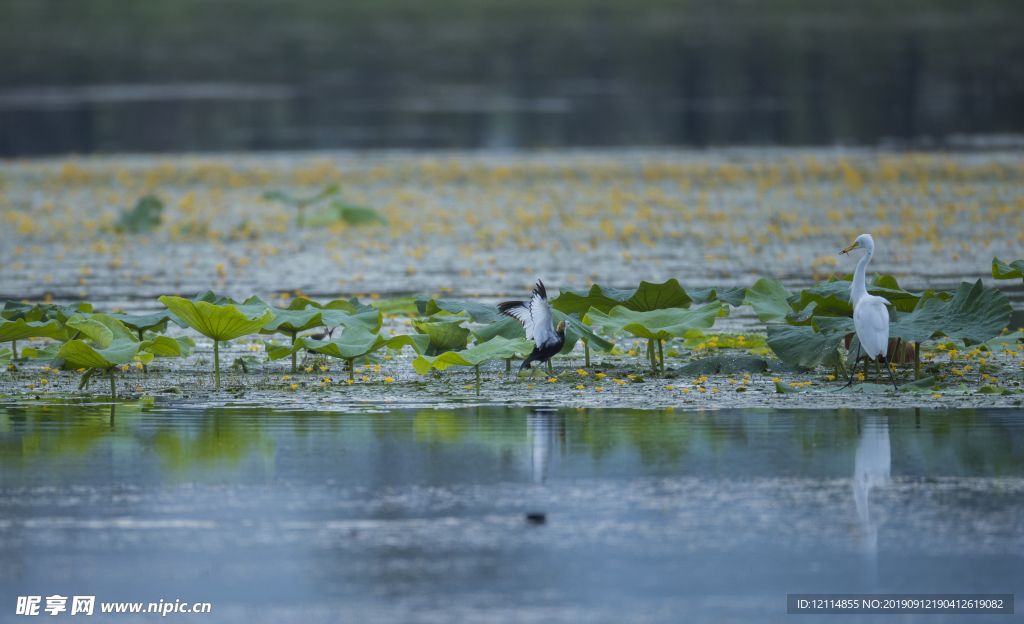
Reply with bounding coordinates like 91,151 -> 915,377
412,336 -> 535,374
159,296 -> 275,342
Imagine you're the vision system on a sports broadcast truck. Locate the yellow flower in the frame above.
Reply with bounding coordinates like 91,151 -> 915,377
614,379 -> 626,385
464,385 -> 474,390
575,385 -> 584,390
361,376 -> 370,382
933,394 -> 941,399
121,365 -> 129,371
385,377 -> 394,383
712,388 -> 719,393
346,379 -> 354,384
699,376 -> 707,381
627,350 -> 636,356
290,384 -> 298,389
827,375 -> 835,380
283,375 -> 291,380
577,369 -> 588,375
305,367 -> 313,372
682,389 -> 690,393
664,385 -> 674,389
596,373 -> 607,378
697,387 -> 705,392
596,387 -> 604,392
319,366 -> 328,371
547,378 -> 557,383
527,385 -> 535,389
40,379 -> 48,384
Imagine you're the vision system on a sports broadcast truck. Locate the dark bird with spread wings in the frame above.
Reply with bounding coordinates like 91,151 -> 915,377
497,280 -> 566,373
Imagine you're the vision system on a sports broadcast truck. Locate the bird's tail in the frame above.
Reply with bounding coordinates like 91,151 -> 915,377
519,353 -> 540,371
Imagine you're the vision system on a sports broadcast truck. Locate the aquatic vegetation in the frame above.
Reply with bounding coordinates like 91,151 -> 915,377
992,257 -> 1024,283
263,184 -> 339,226
552,279 -> 694,315
260,301 -> 383,373
585,302 -> 723,374
115,195 -> 164,234
413,319 -> 472,354
56,315 -> 184,400
159,293 -> 276,388
411,336 -> 535,394
0,318 -> 64,359
0,347 -> 9,369
291,326 -> 428,380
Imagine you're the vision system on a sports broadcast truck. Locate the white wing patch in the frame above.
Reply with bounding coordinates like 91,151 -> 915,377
504,303 -> 536,340
530,290 -> 557,347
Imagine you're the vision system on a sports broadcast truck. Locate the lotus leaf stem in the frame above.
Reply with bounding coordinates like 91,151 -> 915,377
648,339 -> 656,373
658,339 -> 665,376
11,340 -> 15,360
137,329 -> 148,374
214,340 -> 221,389
290,331 -> 298,374
914,342 -> 920,380
506,358 -> 511,373
109,367 -> 116,402
475,364 -> 481,396
349,359 -> 354,381
584,341 -> 590,367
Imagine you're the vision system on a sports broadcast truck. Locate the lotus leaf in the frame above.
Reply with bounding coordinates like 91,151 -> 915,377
333,201 -> 388,226
2,301 -> 92,323
552,279 -> 693,315
766,325 -> 846,369
159,295 -> 276,388
415,298 -> 503,324
678,354 -> 769,375
904,376 -> 942,393
0,347 -> 10,368
19,344 -> 61,360
259,305 -> 383,372
791,274 -> 940,316
294,327 -> 429,379
368,296 -> 419,315
472,317 -> 525,343
0,318 -> 65,358
978,331 -> 1024,353
115,194 -> 163,234
286,296 -> 377,315
411,336 -> 535,374
741,278 -> 794,322
414,320 -> 472,354
888,280 -> 1011,346
774,380 -> 811,394
585,302 -> 722,341
108,312 -> 187,335
688,286 -> 747,307
263,184 -> 339,225
992,257 -> 1024,283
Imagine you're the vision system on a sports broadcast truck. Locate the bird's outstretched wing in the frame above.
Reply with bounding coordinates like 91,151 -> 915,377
498,280 -> 555,345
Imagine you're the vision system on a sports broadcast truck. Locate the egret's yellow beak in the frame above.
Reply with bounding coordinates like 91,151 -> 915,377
839,242 -> 858,255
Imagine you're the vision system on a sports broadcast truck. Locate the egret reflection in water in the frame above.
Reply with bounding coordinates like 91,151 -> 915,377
853,415 -> 891,585
527,409 -> 563,484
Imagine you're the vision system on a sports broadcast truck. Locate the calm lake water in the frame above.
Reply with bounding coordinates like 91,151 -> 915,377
1,401 -> 1022,623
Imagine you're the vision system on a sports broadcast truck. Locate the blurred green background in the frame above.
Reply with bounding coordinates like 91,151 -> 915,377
1,0 -> 1023,154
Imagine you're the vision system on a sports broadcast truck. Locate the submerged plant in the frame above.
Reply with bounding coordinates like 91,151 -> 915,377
159,293 -> 275,388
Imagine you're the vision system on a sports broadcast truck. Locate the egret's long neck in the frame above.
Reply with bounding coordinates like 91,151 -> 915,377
851,244 -> 873,306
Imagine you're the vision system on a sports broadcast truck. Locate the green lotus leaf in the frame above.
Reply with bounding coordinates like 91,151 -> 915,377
263,184 -> 339,208
293,326 -> 429,361
2,301 -> 92,323
0,347 -> 11,368
774,380 -> 812,394
414,320 -> 472,353
107,312 -> 187,334
678,354 -> 769,375
556,311 -> 615,354
904,376 -> 942,393
368,296 -> 419,315
978,330 -> 1024,353
115,194 -> 164,234
57,335 -> 140,370
766,324 -> 846,369
742,278 -> 794,322
286,296 -> 375,314
472,317 -> 525,343
889,280 -> 1012,346
333,201 -> 388,226
158,296 -> 275,341
140,335 -> 186,358
992,257 -> 1024,282
689,286 -> 747,307
791,273 -> 935,316
412,336 -> 536,374
811,316 -> 856,336
552,279 -> 693,315
0,318 -> 65,343
415,298 -> 503,324
585,302 -> 722,341
19,344 -> 62,360
67,315 -> 138,348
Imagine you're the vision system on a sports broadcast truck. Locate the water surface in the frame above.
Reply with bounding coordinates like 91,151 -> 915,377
1,401 -> 1023,623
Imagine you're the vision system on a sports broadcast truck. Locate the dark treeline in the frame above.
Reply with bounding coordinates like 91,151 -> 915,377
1,0 -> 1023,155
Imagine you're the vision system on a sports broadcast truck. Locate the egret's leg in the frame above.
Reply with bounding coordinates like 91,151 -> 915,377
842,344 -> 861,389
883,355 -> 899,391
874,358 -> 880,381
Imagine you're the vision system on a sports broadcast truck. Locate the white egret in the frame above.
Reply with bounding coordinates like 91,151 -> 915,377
840,234 -> 898,390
